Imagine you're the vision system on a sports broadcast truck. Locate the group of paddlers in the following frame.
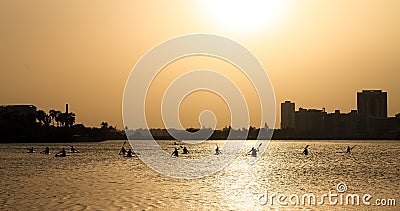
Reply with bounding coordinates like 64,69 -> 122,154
118,141 -> 135,157
27,142 -> 357,159
26,146 -> 79,157
171,144 -> 223,157
302,145 -> 356,156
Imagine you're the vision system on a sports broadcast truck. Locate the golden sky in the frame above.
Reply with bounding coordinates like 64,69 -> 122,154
1,0 -> 399,129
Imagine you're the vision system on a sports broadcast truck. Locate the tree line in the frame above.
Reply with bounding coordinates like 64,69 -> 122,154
36,109 -> 76,127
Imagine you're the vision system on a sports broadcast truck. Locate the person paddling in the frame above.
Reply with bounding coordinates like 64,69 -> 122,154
248,143 -> 262,157
346,145 -> 355,153
125,149 -> 134,157
40,147 -> 50,154
27,147 -> 34,153
56,148 -> 66,157
118,141 -> 128,155
70,146 -> 79,153
182,146 -> 189,154
171,148 -> 179,157
302,145 -> 309,156
119,146 -> 127,155
215,145 -> 221,155
248,147 -> 258,157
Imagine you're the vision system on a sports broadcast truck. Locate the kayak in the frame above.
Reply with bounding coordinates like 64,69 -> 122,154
55,154 -> 67,157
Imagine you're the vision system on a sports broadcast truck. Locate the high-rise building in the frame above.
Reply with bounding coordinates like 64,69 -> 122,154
281,101 -> 295,129
357,90 -> 387,118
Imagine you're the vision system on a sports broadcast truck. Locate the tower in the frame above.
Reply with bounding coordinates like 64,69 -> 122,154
357,90 -> 387,118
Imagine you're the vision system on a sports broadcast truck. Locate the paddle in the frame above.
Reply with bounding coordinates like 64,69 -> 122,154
118,141 -> 126,155
257,143 -> 262,151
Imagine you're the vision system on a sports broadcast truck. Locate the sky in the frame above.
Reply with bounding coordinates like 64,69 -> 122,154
1,0 -> 399,129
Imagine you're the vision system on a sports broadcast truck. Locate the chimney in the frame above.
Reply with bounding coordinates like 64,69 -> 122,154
66,103 -> 69,114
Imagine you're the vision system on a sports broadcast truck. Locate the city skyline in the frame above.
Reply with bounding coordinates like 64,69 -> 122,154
282,89 -> 400,125
278,89 -> 399,139
1,89 -> 399,142
1,1 -> 399,129
2,89 -> 399,131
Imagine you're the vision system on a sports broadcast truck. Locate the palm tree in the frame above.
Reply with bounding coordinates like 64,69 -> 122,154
56,112 -> 76,127
101,122 -> 109,129
58,113 -> 66,127
54,111 -> 62,127
49,109 -> 57,126
44,115 -> 51,127
36,110 -> 47,126
65,112 -> 76,127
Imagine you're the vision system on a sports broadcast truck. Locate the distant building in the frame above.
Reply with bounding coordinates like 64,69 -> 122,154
281,101 -> 295,129
0,105 -> 37,126
357,90 -> 387,118
325,110 -> 359,138
357,90 -> 388,134
279,89 -> 400,139
295,108 -> 326,134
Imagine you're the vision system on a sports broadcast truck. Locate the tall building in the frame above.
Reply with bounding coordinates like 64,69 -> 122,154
357,90 -> 387,118
281,101 -> 295,129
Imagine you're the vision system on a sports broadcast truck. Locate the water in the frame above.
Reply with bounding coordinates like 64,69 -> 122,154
0,140 -> 399,210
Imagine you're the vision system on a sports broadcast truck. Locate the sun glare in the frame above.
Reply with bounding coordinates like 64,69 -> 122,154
201,0 -> 288,32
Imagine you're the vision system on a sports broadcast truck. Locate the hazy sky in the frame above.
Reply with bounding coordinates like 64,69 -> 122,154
1,0 -> 399,129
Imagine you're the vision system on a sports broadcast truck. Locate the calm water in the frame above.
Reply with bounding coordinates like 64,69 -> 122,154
0,140 -> 399,210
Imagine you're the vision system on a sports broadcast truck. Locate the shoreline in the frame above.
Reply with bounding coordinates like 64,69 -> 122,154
1,138 -> 399,144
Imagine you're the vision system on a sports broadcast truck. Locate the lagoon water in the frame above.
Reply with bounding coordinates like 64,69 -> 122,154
1,140 -> 399,210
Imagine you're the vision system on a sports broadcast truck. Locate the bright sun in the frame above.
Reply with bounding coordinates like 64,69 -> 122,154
201,0 -> 288,32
